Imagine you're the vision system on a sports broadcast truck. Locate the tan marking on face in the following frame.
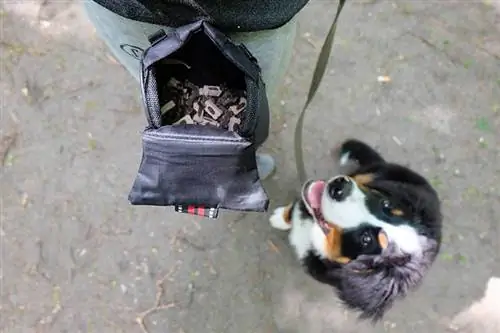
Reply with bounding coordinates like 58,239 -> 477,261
283,204 -> 293,224
391,209 -> 404,216
378,230 -> 389,249
352,173 -> 374,186
324,226 -> 350,263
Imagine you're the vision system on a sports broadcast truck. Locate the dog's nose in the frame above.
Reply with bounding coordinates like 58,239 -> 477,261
327,176 -> 352,201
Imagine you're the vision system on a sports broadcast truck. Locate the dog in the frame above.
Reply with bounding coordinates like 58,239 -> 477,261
269,139 -> 442,321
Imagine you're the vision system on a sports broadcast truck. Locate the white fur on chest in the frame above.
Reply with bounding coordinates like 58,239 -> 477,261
289,207 -> 329,260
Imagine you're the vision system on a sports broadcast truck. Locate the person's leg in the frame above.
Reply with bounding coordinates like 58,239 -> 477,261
84,1 -> 297,179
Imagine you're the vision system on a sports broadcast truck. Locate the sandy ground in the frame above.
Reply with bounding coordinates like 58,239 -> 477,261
1,1 -> 499,332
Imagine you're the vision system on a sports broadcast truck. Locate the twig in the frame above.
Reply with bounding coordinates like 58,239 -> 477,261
0,130 -> 18,166
267,240 -> 281,254
136,267 -> 177,333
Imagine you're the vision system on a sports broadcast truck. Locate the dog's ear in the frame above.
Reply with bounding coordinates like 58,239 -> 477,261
332,240 -> 439,322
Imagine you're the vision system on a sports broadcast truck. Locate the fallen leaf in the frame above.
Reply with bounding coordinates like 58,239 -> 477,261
85,100 -> 97,111
441,253 -> 453,261
0,131 -> 18,166
52,286 -> 61,306
475,117 -> 491,132
87,132 -> 97,150
268,240 -> 280,254
377,75 -> 391,83
430,176 -> 443,188
21,193 -> 29,207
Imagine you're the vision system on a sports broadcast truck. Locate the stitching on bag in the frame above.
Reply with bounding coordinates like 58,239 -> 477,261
144,131 -> 249,144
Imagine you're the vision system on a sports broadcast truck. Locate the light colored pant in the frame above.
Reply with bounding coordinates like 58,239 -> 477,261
83,0 -> 297,107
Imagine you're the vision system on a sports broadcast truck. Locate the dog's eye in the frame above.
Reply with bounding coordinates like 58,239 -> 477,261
380,199 -> 393,215
359,231 -> 373,248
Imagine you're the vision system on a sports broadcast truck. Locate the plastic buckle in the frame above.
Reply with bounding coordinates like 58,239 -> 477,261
175,205 -> 219,219
148,29 -> 168,45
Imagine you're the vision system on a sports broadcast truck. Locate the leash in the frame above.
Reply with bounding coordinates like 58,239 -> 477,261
294,0 -> 347,183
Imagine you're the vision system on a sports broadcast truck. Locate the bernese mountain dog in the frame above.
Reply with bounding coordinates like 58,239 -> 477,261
269,139 -> 442,321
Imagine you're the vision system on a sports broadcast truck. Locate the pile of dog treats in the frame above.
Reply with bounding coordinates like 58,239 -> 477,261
160,77 -> 247,133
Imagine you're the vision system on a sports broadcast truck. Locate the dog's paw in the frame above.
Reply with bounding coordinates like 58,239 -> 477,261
338,139 -> 385,167
269,206 -> 292,230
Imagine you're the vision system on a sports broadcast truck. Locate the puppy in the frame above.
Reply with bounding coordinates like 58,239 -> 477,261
270,139 -> 442,321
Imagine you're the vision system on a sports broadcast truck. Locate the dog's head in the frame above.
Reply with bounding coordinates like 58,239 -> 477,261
301,164 -> 442,321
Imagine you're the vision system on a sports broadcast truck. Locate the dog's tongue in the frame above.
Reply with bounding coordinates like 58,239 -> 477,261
307,181 -> 326,209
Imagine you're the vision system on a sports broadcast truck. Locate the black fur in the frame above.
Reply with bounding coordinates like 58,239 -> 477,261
302,139 -> 442,322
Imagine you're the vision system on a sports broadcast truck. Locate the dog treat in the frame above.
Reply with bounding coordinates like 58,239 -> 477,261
203,100 -> 223,120
199,85 -> 223,97
167,77 -> 183,89
161,100 -> 176,115
160,78 -> 246,133
174,114 -> 194,125
228,116 -> 241,132
201,117 -> 220,127
228,97 -> 247,115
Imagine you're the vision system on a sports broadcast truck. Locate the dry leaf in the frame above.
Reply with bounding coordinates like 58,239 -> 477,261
0,131 -> 18,166
267,240 -> 280,254
21,193 -> 29,207
377,75 -> 391,83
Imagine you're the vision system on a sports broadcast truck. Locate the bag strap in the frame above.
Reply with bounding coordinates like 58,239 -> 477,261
294,0 -> 347,183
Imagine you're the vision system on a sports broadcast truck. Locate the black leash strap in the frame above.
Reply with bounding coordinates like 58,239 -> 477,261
294,0 -> 347,183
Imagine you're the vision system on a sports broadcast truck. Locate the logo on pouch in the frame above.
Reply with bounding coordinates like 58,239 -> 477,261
120,44 -> 143,59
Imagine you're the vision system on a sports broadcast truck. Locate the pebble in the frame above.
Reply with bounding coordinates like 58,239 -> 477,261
120,284 -> 127,294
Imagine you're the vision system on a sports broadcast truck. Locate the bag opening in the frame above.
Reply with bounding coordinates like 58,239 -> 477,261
151,30 -> 252,136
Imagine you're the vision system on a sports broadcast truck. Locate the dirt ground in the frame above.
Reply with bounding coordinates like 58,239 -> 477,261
1,1 -> 499,332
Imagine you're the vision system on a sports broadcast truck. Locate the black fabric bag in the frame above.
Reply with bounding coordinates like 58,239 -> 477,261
128,20 -> 270,217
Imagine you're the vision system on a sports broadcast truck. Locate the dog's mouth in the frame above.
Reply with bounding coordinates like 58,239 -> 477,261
301,180 -> 333,234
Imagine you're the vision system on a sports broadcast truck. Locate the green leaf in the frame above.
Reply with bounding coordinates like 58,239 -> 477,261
456,254 -> 467,264
430,176 -> 443,188
441,253 -> 453,261
476,117 -> 491,132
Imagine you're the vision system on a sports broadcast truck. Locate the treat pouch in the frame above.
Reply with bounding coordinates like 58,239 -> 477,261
128,20 -> 270,216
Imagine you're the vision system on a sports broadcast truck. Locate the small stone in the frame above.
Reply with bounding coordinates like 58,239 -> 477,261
120,284 -> 127,294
